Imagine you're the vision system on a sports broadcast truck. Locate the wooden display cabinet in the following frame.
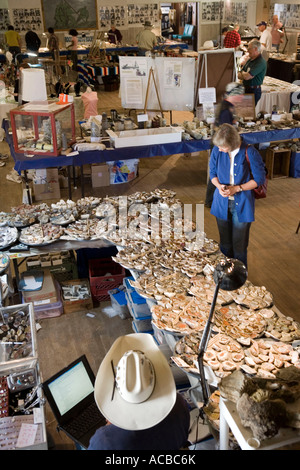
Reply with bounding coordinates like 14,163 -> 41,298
10,101 -> 76,157
265,146 -> 291,179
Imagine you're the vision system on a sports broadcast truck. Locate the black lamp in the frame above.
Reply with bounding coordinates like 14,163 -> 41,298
197,258 -> 247,407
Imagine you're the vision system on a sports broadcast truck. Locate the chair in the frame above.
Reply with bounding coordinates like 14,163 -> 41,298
174,24 -> 195,44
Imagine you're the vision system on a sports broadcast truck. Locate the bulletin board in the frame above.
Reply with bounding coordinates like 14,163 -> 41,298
119,56 -> 196,112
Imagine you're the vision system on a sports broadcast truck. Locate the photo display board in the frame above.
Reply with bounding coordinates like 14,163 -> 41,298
119,56 -> 196,112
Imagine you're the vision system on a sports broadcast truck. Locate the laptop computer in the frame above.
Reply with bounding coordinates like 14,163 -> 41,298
42,355 -> 106,449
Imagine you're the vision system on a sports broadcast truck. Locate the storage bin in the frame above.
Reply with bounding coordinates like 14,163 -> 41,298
108,286 -> 130,319
132,319 -> 153,333
125,290 -> 151,319
32,280 -> 63,320
89,257 -> 126,302
123,276 -> 135,293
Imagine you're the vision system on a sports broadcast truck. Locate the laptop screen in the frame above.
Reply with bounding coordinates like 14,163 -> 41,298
42,355 -> 96,424
47,360 -> 94,416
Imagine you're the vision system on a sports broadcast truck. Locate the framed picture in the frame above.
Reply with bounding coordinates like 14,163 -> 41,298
42,0 -> 97,31
228,94 -> 256,120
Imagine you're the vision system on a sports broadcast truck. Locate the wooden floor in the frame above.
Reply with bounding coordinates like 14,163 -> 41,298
0,89 -> 299,450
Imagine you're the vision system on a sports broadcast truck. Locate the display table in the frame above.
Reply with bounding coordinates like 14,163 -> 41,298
256,76 -> 300,114
219,398 -> 300,450
267,55 -> 300,83
3,117 -> 300,200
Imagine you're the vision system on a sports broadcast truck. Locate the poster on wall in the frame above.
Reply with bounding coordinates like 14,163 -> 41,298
11,8 -> 42,32
273,3 -> 300,29
98,4 -> 159,30
201,2 -> 222,23
42,0 -> 97,31
224,2 -> 248,25
0,9 -> 10,32
99,5 -> 127,29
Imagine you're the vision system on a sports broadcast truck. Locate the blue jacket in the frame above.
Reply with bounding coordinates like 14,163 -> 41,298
209,140 -> 266,222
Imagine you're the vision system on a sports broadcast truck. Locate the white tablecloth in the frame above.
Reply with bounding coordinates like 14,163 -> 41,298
256,76 -> 300,114
0,102 -> 18,125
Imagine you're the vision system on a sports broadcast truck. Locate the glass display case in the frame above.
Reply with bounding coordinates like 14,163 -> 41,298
10,101 -> 76,156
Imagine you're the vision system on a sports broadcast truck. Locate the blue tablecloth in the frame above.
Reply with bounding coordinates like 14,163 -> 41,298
290,151 -> 300,178
3,118 -> 300,174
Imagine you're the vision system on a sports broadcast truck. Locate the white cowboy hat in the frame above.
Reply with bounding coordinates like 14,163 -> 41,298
94,333 -> 176,430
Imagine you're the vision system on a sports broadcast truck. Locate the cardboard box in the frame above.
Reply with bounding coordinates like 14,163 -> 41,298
23,270 -> 58,305
60,279 -> 93,314
33,182 -> 61,201
91,164 -> 110,187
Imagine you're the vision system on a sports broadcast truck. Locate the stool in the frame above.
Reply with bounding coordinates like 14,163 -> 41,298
265,147 -> 291,179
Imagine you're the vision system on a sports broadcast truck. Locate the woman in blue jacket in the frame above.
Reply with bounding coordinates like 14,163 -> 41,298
209,123 -> 266,268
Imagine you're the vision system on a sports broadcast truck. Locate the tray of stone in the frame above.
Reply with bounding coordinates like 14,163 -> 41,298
260,308 -> 300,343
214,304 -> 266,342
0,226 -> 18,250
129,269 -> 191,301
19,223 -> 64,246
188,274 -> 233,305
172,332 -> 245,379
61,219 -> 99,240
229,280 -> 273,310
151,295 -> 211,335
241,338 -> 300,378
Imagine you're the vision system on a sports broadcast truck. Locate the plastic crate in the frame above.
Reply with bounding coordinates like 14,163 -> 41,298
123,276 -> 134,293
89,257 -> 126,302
108,286 -> 130,319
132,319 -> 153,333
125,290 -> 151,319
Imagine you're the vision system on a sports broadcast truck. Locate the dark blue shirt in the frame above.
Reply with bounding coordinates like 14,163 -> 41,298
209,140 -> 266,222
88,393 -> 190,450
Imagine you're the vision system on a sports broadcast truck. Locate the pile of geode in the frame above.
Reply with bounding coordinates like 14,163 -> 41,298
219,367 -> 300,442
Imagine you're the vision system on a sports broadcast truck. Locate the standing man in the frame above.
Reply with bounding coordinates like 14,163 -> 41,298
271,15 -> 284,51
136,20 -> 157,55
5,25 -> 22,63
238,39 -> 267,105
257,21 -> 272,61
223,24 -> 241,49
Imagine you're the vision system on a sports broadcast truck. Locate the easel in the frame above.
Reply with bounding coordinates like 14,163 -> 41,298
194,49 -> 237,110
144,66 -> 164,117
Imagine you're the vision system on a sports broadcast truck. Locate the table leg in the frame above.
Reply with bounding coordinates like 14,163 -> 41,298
23,170 -> 32,205
67,166 -> 72,200
81,167 -> 85,197
219,400 -> 230,450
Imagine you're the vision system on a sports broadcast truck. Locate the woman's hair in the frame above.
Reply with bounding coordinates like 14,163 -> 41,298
48,27 -> 54,34
69,29 -> 78,36
212,123 -> 241,151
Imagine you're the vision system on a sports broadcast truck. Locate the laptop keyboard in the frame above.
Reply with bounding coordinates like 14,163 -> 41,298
63,402 -> 106,439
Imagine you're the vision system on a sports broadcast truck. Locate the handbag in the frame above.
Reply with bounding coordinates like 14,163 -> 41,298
245,145 -> 268,199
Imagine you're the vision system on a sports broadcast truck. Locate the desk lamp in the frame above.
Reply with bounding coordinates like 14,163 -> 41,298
197,258 -> 247,407
21,68 -> 47,103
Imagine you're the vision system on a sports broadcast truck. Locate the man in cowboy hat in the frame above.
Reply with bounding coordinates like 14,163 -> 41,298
88,334 -> 190,450
136,20 -> 158,55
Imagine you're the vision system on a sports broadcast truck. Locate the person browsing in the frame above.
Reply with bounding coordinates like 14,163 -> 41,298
271,15 -> 284,51
257,21 -> 272,61
209,124 -> 266,268
223,24 -> 241,49
5,25 -> 21,63
88,333 -> 190,450
136,20 -> 157,55
237,39 -> 267,105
